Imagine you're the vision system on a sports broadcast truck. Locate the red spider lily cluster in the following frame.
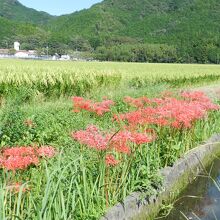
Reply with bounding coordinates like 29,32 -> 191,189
181,91 -> 211,101
0,146 -> 56,171
72,91 -> 219,167
116,92 -> 219,129
72,125 -> 154,165
72,96 -> 114,116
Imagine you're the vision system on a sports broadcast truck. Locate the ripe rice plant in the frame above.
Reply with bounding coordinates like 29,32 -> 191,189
0,60 -> 220,98
0,60 -> 122,97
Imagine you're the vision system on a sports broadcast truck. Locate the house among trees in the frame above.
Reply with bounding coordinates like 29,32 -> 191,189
0,41 -> 73,60
14,42 -> 37,58
15,50 -> 36,58
0,42 -> 37,58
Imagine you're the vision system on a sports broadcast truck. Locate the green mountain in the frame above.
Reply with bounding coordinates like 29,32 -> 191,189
49,0 -> 220,45
0,0 -> 220,63
0,16 -> 49,51
0,17 -> 38,41
0,0 -> 54,25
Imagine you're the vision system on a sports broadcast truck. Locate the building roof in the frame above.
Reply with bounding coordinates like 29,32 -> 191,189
0,49 -> 36,56
16,50 -> 36,55
0,49 -> 9,54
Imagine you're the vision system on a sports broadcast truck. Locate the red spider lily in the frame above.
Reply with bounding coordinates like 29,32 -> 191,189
114,107 -> 169,127
72,126 -> 154,154
3,147 -> 36,157
110,130 -> 154,153
105,154 -> 119,166
181,91 -> 209,101
37,146 -> 56,158
93,100 -> 115,115
72,125 -> 109,151
72,96 -> 84,102
0,155 -> 39,171
181,91 -> 219,110
72,97 -> 114,116
124,96 -> 151,108
72,97 -> 91,112
131,132 -> 154,145
109,130 -> 132,154
0,146 -> 56,171
116,93 -> 219,129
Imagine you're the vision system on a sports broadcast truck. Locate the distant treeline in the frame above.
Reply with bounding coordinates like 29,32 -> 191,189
1,34 -> 220,64
95,41 -> 220,64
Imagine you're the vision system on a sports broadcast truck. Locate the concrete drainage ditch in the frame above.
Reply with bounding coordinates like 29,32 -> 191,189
100,134 -> 220,220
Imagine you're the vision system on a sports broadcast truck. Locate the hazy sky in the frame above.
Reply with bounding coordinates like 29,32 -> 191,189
18,0 -> 102,15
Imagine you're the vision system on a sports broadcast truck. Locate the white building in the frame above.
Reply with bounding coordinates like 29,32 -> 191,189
60,55 -> 70,60
15,51 -> 29,58
14,42 -> 20,51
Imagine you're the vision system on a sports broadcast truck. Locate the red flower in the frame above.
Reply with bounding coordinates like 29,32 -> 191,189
116,92 -> 219,129
3,147 -> 36,157
72,125 -> 109,151
131,132 -> 153,145
124,96 -> 151,108
1,155 -> 39,171
0,146 -> 56,171
72,125 -> 155,155
105,154 -> 119,166
72,96 -> 115,116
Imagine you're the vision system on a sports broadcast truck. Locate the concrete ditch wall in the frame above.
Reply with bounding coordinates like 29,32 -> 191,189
100,134 -> 220,220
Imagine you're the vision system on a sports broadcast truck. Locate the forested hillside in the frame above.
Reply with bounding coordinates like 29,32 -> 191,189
48,0 -> 220,63
0,0 -> 53,24
0,0 -> 220,63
